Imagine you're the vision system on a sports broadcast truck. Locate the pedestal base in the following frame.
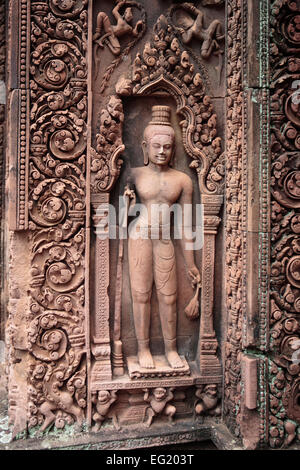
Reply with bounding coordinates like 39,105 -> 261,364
91,360 -> 112,383
127,355 -> 190,379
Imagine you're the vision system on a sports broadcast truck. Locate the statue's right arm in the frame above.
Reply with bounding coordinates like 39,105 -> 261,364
112,1 -> 125,21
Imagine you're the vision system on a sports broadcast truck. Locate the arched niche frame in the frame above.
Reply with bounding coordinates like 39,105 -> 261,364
89,17 -> 224,388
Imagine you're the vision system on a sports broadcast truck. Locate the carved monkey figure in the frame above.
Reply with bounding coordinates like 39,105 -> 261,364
195,384 -> 221,416
143,387 -> 176,427
92,390 -> 119,431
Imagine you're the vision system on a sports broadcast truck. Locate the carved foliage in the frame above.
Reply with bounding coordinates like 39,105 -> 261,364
91,96 -> 124,193
116,14 -> 224,195
223,0 -> 244,438
269,0 -> 300,448
26,0 -> 88,432
0,0 -> 5,339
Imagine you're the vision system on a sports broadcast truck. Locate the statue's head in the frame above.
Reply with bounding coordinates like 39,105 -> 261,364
124,7 -> 133,22
153,387 -> 167,401
98,390 -> 110,403
142,106 -> 175,167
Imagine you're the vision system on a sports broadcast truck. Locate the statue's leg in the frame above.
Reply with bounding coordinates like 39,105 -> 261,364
207,19 -> 224,40
39,401 -> 56,432
128,237 -> 154,369
144,407 -> 155,427
201,21 -> 223,59
153,240 -> 184,369
94,12 -> 120,55
192,11 -> 204,38
164,404 -> 176,424
106,37 -> 121,56
94,12 -> 112,38
70,403 -> 84,430
201,37 -> 214,59
181,28 -> 193,44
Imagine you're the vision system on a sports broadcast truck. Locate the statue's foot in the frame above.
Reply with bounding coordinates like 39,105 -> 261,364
92,424 -> 100,433
138,349 -> 155,369
166,350 -> 184,369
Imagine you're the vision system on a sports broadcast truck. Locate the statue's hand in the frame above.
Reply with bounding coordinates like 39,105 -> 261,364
135,20 -> 143,31
176,27 -> 186,35
124,185 -> 136,201
187,266 -> 201,287
182,2 -> 197,13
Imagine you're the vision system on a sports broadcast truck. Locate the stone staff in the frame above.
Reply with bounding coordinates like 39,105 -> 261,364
112,184 -> 133,375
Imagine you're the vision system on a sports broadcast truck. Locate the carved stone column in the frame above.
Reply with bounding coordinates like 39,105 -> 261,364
91,193 -> 112,384
198,194 -> 223,377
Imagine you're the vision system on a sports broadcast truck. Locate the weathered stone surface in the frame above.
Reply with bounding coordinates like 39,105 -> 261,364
0,0 -> 299,451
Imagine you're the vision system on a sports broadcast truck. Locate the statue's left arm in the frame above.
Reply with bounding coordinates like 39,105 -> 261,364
178,176 -> 201,285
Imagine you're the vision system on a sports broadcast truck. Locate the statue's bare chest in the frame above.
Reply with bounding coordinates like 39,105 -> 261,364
133,169 -> 182,204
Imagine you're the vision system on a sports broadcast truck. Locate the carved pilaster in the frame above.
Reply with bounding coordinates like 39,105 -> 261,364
6,0 -> 90,435
91,193 -> 112,383
198,194 -> 222,377
268,0 -> 300,448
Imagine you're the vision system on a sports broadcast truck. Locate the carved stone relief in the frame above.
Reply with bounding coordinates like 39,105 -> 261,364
88,0 -> 225,432
4,0 -> 300,451
0,0 -> 6,340
269,0 -> 300,448
4,0 -> 249,445
223,0 -> 244,438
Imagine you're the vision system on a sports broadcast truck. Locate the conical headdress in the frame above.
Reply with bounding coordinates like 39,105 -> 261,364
148,105 -> 172,126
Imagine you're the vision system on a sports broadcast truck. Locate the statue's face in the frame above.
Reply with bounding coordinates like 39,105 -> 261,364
146,133 -> 174,166
154,387 -> 167,400
98,391 -> 110,403
124,8 -> 133,22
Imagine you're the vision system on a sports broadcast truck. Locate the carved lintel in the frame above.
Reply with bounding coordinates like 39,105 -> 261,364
91,193 -> 112,381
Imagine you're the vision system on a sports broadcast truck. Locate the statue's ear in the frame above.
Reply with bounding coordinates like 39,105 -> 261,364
142,140 -> 149,166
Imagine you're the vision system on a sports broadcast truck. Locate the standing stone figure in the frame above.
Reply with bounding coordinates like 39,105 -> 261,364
126,106 -> 201,371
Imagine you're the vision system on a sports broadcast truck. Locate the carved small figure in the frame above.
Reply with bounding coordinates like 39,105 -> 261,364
32,361 -> 85,433
172,3 -> 224,59
195,384 -> 221,416
284,420 -> 297,447
93,2 -> 143,57
143,388 -> 176,427
38,390 -> 85,433
92,390 -> 119,431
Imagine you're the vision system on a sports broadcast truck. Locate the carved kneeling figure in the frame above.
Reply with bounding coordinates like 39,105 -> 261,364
195,384 -> 221,416
143,388 -> 176,427
92,390 -> 119,431
38,393 -> 85,433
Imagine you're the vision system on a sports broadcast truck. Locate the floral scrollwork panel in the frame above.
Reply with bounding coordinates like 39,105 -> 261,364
13,0 -> 90,434
269,0 -> 300,448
